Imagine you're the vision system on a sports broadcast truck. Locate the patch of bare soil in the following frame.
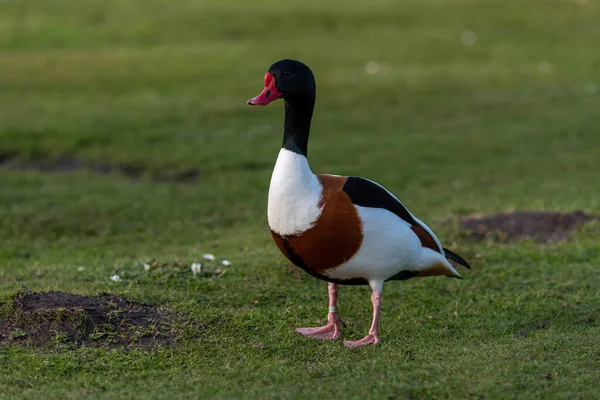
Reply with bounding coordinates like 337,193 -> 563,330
0,152 -> 200,182
0,291 -> 194,349
460,210 -> 597,243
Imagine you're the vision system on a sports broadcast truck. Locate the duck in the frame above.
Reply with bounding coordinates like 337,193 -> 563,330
247,59 -> 471,347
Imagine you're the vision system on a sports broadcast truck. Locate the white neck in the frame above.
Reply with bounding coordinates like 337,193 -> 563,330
267,149 -> 323,236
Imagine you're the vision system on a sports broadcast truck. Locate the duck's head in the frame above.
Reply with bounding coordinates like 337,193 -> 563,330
247,59 -> 316,106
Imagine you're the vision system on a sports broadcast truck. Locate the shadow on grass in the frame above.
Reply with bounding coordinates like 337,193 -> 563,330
0,151 -> 201,182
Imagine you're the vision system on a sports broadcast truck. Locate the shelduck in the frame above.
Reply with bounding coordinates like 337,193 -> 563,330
248,59 -> 471,347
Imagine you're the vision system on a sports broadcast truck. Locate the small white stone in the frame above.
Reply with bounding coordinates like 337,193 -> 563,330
538,61 -> 553,75
77,266 -> 85,272
461,30 -> 477,46
365,61 -> 381,75
110,275 -> 121,282
143,263 -> 151,271
584,82 -> 597,94
203,254 -> 215,261
221,260 -> 232,266
191,263 -> 202,275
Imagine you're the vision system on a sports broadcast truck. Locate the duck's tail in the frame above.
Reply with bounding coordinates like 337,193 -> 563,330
445,261 -> 463,280
443,248 -> 471,270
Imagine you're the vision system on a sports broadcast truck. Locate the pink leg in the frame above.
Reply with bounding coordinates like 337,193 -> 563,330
344,291 -> 381,347
296,283 -> 344,340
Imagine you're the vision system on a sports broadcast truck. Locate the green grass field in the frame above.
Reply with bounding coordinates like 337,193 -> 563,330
1,0 -> 600,398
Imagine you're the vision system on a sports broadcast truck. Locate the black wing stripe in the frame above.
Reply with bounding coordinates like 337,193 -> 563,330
342,176 -> 418,226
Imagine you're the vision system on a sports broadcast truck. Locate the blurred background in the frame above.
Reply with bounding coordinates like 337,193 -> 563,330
0,0 -> 600,239
1,0 -> 598,249
0,0 -> 600,300
1,0 -> 599,397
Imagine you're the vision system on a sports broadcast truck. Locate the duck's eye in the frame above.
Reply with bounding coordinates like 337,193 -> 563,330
283,70 -> 291,76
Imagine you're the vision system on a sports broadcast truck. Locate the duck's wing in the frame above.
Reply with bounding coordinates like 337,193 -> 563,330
341,176 -> 470,270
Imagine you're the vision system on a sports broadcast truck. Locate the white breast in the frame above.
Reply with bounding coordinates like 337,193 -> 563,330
268,149 -> 323,236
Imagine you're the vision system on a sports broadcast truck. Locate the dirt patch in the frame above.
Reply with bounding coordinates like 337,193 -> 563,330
460,210 -> 597,243
0,153 -> 200,182
0,291 -> 196,350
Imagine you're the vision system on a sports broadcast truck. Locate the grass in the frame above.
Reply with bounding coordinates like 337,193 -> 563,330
1,0 -> 599,398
